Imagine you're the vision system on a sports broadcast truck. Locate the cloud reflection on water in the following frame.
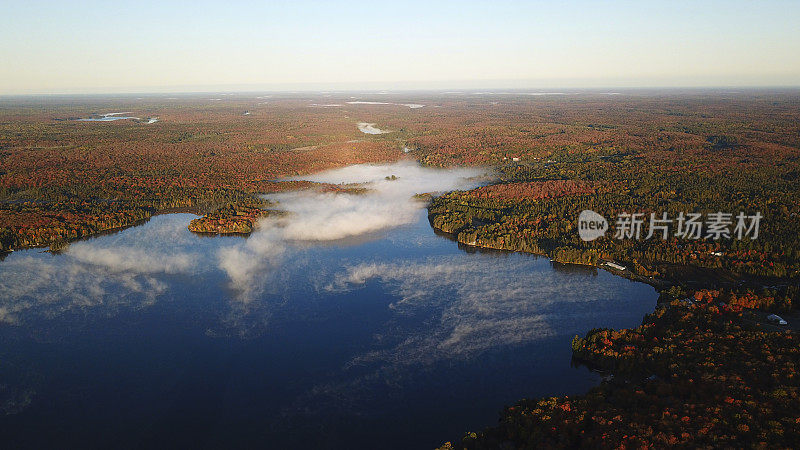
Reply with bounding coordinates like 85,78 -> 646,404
289,253 -> 655,418
0,215 -> 201,324
329,255 -> 648,364
0,255 -> 168,324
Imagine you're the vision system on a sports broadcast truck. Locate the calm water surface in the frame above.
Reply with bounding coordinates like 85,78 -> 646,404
0,162 -> 657,449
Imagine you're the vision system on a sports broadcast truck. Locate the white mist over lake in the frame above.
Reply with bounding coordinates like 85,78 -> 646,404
216,161 -> 486,300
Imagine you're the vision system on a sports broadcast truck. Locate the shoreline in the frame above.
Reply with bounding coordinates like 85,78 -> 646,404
0,156 -> 414,256
426,211 -> 793,295
427,213 -> 673,293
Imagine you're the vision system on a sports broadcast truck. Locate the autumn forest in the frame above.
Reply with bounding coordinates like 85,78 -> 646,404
2,90 -> 800,448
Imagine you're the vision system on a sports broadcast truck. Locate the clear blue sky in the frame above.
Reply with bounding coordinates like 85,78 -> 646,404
2,0 -> 799,94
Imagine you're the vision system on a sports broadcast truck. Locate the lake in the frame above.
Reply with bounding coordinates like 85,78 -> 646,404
0,162 -> 657,449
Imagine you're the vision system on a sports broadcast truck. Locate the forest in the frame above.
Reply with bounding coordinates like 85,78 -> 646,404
423,92 -> 800,285
0,96 -> 402,250
3,91 -> 799,259
2,91 -> 800,447
412,91 -> 800,447
440,289 -> 800,449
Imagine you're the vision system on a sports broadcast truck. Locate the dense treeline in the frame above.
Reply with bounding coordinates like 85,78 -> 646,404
442,292 -> 800,449
418,92 -> 800,284
3,92 -> 799,253
0,98 -> 404,251
428,140 -> 800,283
420,93 -> 800,449
187,200 -> 271,235
0,185 -> 267,251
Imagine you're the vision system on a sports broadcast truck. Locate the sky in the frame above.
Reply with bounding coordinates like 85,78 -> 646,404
1,0 -> 799,94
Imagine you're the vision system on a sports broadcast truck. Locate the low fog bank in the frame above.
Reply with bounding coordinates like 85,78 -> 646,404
216,161 -> 488,301
279,160 -> 486,241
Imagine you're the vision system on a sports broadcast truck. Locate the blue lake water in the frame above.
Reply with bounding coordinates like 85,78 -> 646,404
0,162 -> 657,449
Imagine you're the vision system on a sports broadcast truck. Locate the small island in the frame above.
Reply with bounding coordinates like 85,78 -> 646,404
188,203 -> 270,235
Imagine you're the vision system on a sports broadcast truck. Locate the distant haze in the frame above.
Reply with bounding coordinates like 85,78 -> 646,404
2,0 -> 800,94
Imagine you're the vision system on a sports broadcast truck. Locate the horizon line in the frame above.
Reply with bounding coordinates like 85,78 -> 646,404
3,84 -> 800,98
